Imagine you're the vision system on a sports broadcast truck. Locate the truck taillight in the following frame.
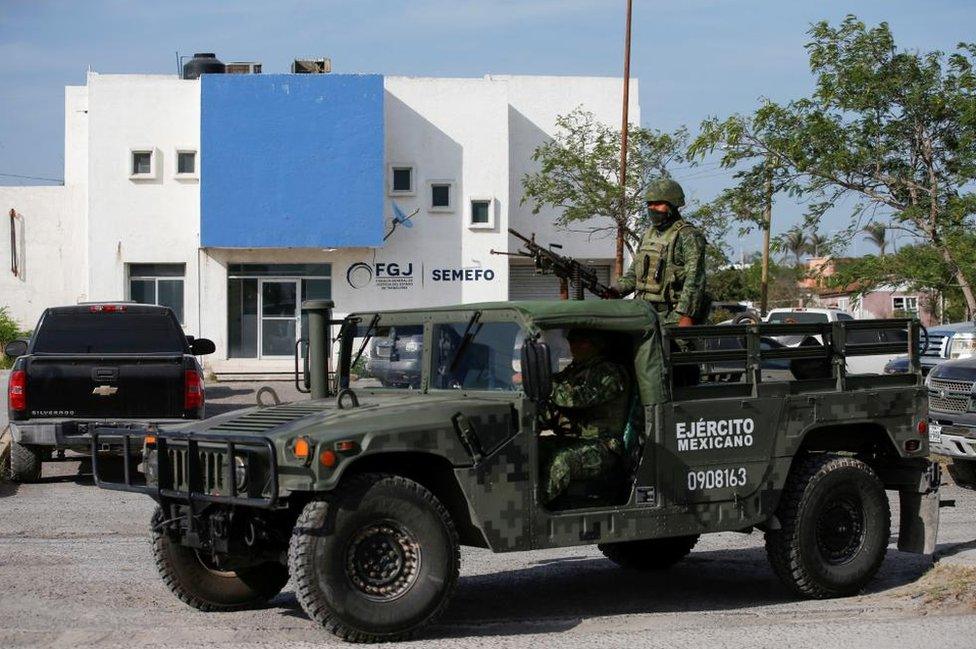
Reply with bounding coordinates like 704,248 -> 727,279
8,369 -> 27,411
184,370 -> 204,410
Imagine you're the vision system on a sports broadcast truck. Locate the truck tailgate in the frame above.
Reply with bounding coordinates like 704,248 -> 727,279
25,355 -> 186,419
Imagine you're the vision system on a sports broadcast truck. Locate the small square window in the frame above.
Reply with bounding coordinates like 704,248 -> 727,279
432,184 -> 450,208
470,199 -> 491,226
177,151 -> 196,174
392,167 -> 413,193
132,151 -> 152,175
428,181 -> 455,212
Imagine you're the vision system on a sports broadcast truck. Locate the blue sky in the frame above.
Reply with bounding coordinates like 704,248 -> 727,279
1,0 -> 973,255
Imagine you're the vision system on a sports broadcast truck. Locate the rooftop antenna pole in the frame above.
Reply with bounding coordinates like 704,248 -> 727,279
615,0 -> 633,281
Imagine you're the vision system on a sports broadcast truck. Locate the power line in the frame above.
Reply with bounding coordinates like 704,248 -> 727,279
0,172 -> 63,183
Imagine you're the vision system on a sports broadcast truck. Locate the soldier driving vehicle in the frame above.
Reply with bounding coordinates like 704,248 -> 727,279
92,299 -> 940,643
611,177 -> 707,326
540,329 -> 630,506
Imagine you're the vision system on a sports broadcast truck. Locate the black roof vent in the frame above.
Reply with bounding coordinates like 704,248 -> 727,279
183,52 -> 226,80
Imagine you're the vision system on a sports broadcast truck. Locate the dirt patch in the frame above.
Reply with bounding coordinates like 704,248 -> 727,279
894,564 -> 976,612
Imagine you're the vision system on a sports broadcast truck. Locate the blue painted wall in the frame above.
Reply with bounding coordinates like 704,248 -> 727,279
201,74 -> 384,247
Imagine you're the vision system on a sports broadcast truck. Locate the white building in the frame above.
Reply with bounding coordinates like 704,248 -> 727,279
1,67 -> 638,376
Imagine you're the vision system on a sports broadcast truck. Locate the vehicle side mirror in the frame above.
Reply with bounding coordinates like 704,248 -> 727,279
4,339 -> 28,359
190,338 -> 216,355
521,340 -> 552,403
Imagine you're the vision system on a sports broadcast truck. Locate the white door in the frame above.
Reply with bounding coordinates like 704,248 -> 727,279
259,279 -> 299,359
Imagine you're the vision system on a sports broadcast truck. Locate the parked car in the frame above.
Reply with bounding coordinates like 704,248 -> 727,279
763,308 -> 905,375
3,303 -> 214,482
883,320 -> 976,376
926,356 -> 976,488
364,325 -> 424,388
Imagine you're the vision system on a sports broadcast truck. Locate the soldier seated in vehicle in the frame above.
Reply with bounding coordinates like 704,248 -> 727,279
539,329 -> 631,507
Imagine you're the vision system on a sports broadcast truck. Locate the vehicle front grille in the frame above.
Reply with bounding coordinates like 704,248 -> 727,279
922,334 -> 948,357
930,378 -> 976,394
929,394 -> 972,414
166,447 -> 228,494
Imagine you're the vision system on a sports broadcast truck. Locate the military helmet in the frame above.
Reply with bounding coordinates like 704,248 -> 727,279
644,177 -> 685,208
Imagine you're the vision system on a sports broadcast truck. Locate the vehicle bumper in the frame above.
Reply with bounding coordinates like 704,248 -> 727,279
928,409 -> 976,459
9,419 -> 193,449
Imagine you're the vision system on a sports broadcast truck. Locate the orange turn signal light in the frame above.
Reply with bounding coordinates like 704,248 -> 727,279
335,440 -> 359,453
293,437 -> 311,459
320,449 -> 338,468
144,434 -> 157,446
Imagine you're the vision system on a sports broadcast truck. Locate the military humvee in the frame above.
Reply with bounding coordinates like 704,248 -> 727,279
94,300 -> 940,643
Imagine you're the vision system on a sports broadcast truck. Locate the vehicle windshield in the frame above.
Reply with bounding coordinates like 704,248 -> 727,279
347,322 -> 425,389
767,311 -> 829,324
31,311 -> 186,354
432,321 -> 522,391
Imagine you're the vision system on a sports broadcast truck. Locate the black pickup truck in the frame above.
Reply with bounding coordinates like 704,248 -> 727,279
4,303 -> 214,482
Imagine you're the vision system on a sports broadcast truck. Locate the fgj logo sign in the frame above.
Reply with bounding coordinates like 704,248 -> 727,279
346,262 -> 374,289
346,261 -> 415,290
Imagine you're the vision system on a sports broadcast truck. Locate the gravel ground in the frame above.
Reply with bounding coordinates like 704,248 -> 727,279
2,380 -> 976,648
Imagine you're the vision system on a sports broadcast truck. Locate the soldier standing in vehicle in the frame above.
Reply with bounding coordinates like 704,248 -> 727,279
611,178 -> 707,326
540,329 -> 630,505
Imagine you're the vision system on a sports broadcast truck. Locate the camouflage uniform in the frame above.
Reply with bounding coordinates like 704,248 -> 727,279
616,178 -> 708,325
617,218 -> 707,325
540,355 -> 630,504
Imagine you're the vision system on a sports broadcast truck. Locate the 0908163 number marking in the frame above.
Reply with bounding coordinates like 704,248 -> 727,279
687,467 -> 747,491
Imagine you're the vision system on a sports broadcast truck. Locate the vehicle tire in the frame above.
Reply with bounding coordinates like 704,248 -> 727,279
598,534 -> 700,570
947,459 -> 976,490
765,454 -> 889,599
151,507 -> 289,611
289,473 -> 460,643
8,441 -> 43,483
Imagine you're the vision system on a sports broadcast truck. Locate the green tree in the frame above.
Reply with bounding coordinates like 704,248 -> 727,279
806,231 -> 830,257
689,15 -> 976,312
777,226 -> 809,266
829,235 -> 976,321
521,108 -> 728,276
861,222 -> 889,255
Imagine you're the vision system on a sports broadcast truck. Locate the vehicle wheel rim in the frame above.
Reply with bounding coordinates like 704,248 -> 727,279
815,495 -> 865,565
345,521 -> 421,601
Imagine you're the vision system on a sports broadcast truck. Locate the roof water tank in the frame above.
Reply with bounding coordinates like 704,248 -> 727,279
183,53 -> 226,80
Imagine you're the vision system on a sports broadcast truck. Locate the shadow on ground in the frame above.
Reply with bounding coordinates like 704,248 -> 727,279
273,545 -> 933,639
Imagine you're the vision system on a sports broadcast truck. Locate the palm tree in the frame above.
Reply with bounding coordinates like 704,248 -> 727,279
806,231 -> 829,258
781,227 -> 809,266
862,222 -> 889,255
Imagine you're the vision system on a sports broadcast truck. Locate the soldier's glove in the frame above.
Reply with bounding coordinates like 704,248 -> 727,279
604,285 -> 623,299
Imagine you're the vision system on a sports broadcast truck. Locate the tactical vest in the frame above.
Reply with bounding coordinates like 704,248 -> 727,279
634,219 -> 693,308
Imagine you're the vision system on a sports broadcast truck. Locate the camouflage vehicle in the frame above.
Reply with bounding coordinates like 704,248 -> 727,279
94,300 -> 940,643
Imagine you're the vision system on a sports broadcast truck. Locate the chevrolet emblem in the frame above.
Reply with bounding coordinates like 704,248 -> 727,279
92,385 -> 119,396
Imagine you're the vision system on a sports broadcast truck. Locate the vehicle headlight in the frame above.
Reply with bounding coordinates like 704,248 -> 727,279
949,333 -> 976,359
403,340 -> 421,353
924,371 -> 933,388
234,455 -> 248,491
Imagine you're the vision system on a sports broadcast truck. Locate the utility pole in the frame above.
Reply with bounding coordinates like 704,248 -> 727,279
759,163 -> 773,316
616,0 -> 633,279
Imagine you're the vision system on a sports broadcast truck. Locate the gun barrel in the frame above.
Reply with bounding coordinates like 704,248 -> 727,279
508,228 -> 532,244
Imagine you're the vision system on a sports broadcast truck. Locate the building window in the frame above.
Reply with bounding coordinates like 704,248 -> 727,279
892,295 -> 919,315
128,263 -> 185,323
469,198 -> 493,229
389,165 -> 414,194
429,180 -> 454,212
129,147 -> 158,180
176,150 -> 197,176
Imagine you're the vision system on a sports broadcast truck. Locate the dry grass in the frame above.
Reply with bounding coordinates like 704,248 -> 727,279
895,563 -> 976,611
